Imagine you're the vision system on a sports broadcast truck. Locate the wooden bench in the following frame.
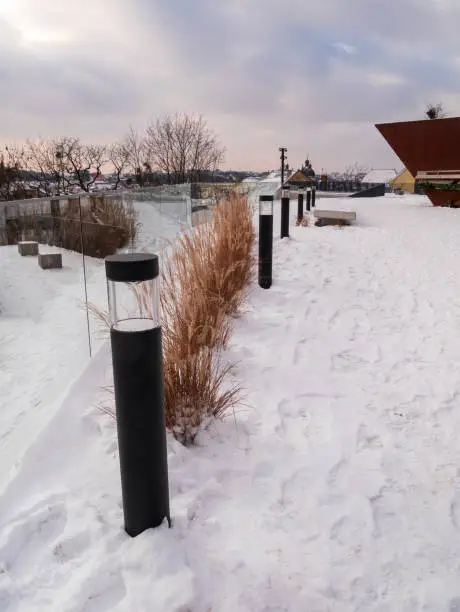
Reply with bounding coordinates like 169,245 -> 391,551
38,253 -> 62,269
314,210 -> 356,227
18,241 -> 39,256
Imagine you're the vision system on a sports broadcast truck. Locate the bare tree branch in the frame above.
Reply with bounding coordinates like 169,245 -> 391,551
342,162 -> 369,181
145,113 -> 225,184
124,126 -> 149,186
109,142 -> 130,190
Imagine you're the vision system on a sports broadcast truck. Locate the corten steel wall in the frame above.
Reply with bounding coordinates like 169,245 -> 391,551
376,117 -> 460,206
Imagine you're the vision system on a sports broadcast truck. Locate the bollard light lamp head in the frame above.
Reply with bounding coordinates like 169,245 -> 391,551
105,253 -> 160,331
259,195 -> 274,216
281,185 -> 291,199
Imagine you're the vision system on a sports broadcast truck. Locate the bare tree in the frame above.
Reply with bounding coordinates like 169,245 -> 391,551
0,113 -> 226,199
108,141 -> 130,190
19,139 -> 64,195
426,103 -> 446,120
0,147 -> 27,200
145,113 -> 225,184
61,138 -> 108,192
342,162 -> 369,181
124,126 -> 149,186
8,138 -> 108,195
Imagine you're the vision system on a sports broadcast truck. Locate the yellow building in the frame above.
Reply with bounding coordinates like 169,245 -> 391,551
391,168 -> 415,193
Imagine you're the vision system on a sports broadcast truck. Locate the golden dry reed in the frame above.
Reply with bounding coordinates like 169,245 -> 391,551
95,192 -> 255,445
160,192 -> 255,444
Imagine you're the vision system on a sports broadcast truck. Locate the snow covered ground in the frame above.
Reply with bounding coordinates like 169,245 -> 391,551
0,245 -> 107,493
0,201 -> 188,491
3,194 -> 460,610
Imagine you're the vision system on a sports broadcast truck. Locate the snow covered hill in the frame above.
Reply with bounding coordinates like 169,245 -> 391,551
2,194 -> 460,611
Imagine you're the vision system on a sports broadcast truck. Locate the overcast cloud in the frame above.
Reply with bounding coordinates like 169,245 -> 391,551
0,0 -> 459,171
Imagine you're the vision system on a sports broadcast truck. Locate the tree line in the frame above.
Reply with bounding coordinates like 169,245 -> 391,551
0,113 -> 225,200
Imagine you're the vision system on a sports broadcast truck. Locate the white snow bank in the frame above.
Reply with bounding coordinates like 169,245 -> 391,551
3,194 -> 460,610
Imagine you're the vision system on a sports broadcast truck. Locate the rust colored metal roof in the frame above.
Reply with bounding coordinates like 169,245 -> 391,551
375,117 -> 460,177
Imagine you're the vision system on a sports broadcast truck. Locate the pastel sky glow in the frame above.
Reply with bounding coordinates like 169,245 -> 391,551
1,0 -> 459,172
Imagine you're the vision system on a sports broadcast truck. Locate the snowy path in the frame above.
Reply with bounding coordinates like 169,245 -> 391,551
168,196 -> 460,610
2,195 -> 460,610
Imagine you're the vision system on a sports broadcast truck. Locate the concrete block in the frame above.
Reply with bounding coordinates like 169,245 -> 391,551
313,210 -> 356,221
18,241 -> 39,256
38,253 -> 62,269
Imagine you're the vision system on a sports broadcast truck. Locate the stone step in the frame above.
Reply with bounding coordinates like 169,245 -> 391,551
18,241 -> 39,256
313,210 -> 357,220
38,253 -> 62,269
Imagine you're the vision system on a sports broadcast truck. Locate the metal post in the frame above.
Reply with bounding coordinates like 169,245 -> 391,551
280,186 -> 290,238
105,253 -> 170,537
306,189 -> 311,211
50,198 -> 61,247
259,196 -> 273,289
312,186 -> 316,208
79,197 -> 92,359
279,147 -> 287,187
297,192 -> 304,224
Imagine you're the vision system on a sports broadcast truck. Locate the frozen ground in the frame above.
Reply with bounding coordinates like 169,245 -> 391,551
3,194 -> 460,610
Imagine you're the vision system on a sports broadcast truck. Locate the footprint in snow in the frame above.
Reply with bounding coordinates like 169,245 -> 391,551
293,338 -> 308,366
53,530 -> 91,562
0,500 -> 67,578
65,566 -> 126,612
328,458 -> 348,488
277,467 -> 312,509
356,424 -> 382,452
330,515 -> 368,552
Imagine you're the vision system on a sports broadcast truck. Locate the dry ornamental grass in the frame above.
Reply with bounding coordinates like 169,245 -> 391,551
160,192 -> 255,445
91,192 -> 255,446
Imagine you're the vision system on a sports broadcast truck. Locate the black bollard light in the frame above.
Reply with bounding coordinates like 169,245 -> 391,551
105,253 -> 170,537
297,192 -> 304,224
306,187 -> 312,212
258,195 -> 273,289
280,185 -> 290,238
312,185 -> 317,208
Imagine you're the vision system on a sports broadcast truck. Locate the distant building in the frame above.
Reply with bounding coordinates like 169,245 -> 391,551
376,117 -> 460,206
391,168 -> 415,193
362,169 -> 397,186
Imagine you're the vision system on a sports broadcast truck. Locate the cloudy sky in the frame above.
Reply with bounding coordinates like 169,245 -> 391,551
0,0 -> 459,172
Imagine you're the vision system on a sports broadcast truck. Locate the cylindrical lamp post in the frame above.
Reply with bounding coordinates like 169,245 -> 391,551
306,187 -> 312,212
105,253 -> 170,537
259,195 -> 273,289
312,185 -> 317,208
297,192 -> 304,224
280,185 -> 290,239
